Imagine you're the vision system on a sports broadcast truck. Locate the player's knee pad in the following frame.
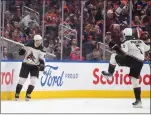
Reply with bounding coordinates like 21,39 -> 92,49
109,53 -> 117,65
30,77 -> 38,86
18,77 -> 27,85
115,55 -> 126,66
132,77 -> 140,88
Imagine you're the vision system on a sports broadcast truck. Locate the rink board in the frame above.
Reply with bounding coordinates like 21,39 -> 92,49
1,90 -> 150,100
1,61 -> 150,100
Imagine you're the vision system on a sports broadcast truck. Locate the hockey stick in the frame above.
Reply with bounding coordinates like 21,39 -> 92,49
1,37 -> 56,58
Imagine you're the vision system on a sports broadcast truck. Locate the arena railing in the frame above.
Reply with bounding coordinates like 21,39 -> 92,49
1,37 -> 56,60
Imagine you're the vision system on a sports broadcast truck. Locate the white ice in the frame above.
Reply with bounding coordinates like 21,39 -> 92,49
1,98 -> 150,113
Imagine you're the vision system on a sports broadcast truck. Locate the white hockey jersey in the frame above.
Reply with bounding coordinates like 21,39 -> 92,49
121,39 -> 150,61
22,41 -> 45,66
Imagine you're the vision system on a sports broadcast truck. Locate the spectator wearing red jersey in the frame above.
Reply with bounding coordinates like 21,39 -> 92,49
70,47 -> 84,61
44,8 -> 58,39
44,8 -> 58,26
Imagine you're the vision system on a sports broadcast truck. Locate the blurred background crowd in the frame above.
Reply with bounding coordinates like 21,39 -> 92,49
0,0 -> 150,61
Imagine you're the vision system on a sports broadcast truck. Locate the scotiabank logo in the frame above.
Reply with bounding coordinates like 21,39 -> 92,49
93,68 -> 151,85
1,69 -> 14,85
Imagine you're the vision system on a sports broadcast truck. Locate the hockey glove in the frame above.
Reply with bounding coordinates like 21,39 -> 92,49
19,48 -> 26,55
38,64 -> 45,71
38,58 -> 45,71
108,41 -> 116,49
112,44 -> 125,55
112,44 -> 119,51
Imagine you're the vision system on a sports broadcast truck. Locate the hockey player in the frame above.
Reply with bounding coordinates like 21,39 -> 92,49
15,34 -> 45,101
101,28 -> 150,108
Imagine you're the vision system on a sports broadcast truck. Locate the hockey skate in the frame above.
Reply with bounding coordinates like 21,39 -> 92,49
101,71 -> 113,80
25,94 -> 31,101
132,100 -> 142,108
15,93 -> 19,101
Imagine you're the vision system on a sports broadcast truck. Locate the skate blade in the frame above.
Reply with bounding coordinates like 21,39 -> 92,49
101,73 -> 112,81
133,105 -> 143,108
25,98 -> 30,101
15,98 -> 19,101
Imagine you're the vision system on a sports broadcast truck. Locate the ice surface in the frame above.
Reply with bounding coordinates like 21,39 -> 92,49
1,98 -> 150,113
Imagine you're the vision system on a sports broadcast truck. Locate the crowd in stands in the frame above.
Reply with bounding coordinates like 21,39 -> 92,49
1,0 -> 150,61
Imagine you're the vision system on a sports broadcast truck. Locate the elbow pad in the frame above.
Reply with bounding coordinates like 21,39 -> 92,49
19,48 -> 26,55
112,44 -> 125,55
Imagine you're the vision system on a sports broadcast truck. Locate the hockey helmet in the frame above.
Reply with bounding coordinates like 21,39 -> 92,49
34,34 -> 43,41
34,34 -> 43,47
122,28 -> 132,37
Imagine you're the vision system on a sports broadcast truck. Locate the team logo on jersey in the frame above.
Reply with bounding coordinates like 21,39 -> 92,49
27,52 -> 36,62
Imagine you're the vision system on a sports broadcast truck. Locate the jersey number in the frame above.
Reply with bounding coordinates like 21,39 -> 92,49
135,44 -> 143,54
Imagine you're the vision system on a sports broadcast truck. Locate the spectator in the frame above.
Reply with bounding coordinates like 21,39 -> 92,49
86,41 -> 102,61
2,0 -> 150,61
19,12 -> 39,36
0,46 -> 14,60
132,15 -> 142,26
83,39 -> 97,59
70,47 -> 84,60
105,32 -> 112,44
110,24 -> 121,45
106,9 -> 116,32
53,38 -> 61,60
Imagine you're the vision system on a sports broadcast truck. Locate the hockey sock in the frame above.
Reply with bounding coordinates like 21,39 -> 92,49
15,84 -> 23,94
26,85 -> 35,95
108,63 -> 116,74
133,87 -> 141,101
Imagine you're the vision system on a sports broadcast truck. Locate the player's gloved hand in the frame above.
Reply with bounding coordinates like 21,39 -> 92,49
38,64 -> 45,71
112,44 -> 119,51
19,48 -> 26,55
112,44 -> 126,55
108,41 -> 116,49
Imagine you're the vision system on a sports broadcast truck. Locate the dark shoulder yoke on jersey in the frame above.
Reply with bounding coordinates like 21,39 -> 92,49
115,37 -> 134,55
24,40 -> 45,52
121,36 -> 134,44
24,40 -> 35,49
19,40 -> 34,55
